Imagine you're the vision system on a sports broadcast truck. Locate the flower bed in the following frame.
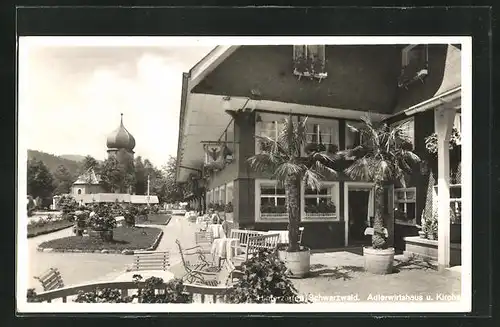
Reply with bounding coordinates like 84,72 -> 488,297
37,226 -> 163,253
27,219 -> 74,238
136,213 -> 172,226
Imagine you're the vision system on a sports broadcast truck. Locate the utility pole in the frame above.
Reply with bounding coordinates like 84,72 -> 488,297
147,174 -> 150,207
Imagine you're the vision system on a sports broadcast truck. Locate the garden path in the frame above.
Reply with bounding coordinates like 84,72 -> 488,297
26,215 -> 197,292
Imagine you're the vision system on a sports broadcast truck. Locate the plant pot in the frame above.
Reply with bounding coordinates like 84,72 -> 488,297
363,247 -> 395,275
428,234 -> 435,240
278,247 -> 310,279
418,231 -> 426,239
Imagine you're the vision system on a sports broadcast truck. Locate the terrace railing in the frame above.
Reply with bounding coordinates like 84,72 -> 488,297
32,280 -> 232,304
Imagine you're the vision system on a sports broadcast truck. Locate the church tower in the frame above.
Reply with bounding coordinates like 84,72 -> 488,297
106,113 -> 136,159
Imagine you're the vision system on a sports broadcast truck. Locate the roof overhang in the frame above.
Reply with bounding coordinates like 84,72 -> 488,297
176,46 -> 240,183
176,93 -> 235,182
402,86 -> 462,116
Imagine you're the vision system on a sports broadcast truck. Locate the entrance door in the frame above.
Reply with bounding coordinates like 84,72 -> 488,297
348,190 -> 371,245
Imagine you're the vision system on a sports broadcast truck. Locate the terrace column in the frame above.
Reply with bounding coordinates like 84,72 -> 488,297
434,106 -> 456,271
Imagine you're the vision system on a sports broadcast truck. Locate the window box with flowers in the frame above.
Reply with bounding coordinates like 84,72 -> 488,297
293,45 -> 328,81
256,180 -> 288,221
301,182 -> 339,221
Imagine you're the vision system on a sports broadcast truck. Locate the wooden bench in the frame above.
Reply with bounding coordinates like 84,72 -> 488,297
229,229 -> 267,248
232,233 -> 280,267
132,251 -> 170,271
34,268 -> 65,291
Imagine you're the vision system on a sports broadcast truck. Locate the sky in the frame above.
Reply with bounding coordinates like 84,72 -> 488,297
18,37 -> 213,167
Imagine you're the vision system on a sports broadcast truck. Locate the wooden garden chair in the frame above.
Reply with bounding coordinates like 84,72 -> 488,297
187,257 -> 240,287
175,239 -> 216,283
194,231 -> 214,254
34,268 -> 65,291
231,233 -> 280,267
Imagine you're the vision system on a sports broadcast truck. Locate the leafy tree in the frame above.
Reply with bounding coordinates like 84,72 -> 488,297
53,164 -> 74,195
334,116 -> 420,249
248,115 -> 337,252
27,158 -> 55,200
82,155 -> 99,173
100,150 -> 135,193
163,156 -> 185,203
134,156 -> 146,195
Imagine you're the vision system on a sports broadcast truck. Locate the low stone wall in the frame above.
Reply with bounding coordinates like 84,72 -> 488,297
403,236 -> 461,266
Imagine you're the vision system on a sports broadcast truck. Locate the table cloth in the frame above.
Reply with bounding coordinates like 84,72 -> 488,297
210,238 -> 240,262
207,224 -> 226,239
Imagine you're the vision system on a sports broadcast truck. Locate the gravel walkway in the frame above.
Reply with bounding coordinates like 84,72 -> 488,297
26,215 -> 198,291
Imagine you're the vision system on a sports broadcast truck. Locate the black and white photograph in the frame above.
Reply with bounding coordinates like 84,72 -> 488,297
17,36 -> 471,313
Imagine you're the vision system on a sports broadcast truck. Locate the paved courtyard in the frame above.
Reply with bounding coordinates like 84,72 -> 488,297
292,249 -> 461,302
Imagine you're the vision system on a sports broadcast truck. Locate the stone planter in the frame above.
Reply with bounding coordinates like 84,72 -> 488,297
224,212 -> 233,222
89,229 -> 113,242
278,247 -> 311,278
418,231 -> 426,239
403,236 -> 461,266
363,247 -> 395,275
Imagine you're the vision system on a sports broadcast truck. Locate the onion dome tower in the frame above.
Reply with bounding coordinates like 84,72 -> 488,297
106,113 -> 136,158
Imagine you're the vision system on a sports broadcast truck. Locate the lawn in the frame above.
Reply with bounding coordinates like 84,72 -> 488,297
28,220 -> 74,238
136,213 -> 172,226
37,226 -> 163,252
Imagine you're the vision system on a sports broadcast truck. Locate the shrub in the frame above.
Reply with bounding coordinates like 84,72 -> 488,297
72,275 -> 192,303
74,288 -> 133,303
27,288 -> 42,302
132,275 -> 192,303
88,203 -> 117,231
58,195 -> 79,221
123,204 -> 138,227
226,249 -> 306,303
224,202 -> 233,213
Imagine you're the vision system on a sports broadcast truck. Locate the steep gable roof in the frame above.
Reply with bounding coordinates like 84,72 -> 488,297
73,168 -> 101,185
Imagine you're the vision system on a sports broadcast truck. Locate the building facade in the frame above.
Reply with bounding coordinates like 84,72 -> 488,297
175,44 -> 462,268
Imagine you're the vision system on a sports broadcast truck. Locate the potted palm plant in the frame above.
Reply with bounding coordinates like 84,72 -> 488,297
335,116 -> 420,274
248,114 -> 337,278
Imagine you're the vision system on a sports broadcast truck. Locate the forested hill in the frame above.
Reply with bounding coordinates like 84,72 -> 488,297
27,150 -> 83,178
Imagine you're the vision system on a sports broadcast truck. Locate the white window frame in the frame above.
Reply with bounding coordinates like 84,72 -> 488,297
304,118 -> 339,153
391,117 -> 415,149
344,120 -> 366,150
254,113 -> 286,154
219,185 -> 226,205
255,179 -> 288,222
225,181 -> 234,204
394,187 -> 417,226
225,181 -> 234,222
301,181 -> 340,222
